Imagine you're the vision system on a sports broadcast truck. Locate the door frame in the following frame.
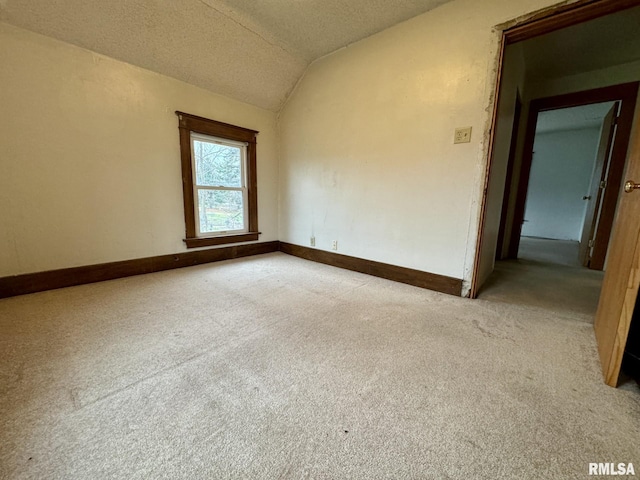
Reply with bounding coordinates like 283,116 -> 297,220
470,0 -> 640,298
508,84 -> 638,265
578,102 -> 619,267
495,91 -> 522,260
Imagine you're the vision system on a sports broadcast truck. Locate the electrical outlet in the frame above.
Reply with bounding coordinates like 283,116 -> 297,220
454,127 -> 472,144
310,236 -> 316,247
332,240 -> 338,251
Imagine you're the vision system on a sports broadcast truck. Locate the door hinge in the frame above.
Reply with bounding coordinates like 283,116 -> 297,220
588,239 -> 594,248
600,180 -> 607,189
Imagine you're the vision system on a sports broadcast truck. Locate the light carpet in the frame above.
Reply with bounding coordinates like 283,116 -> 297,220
1,252 -> 638,479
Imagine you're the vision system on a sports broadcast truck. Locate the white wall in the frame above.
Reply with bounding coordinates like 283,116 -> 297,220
521,127 -> 600,240
0,23 -> 279,277
278,0 -> 560,289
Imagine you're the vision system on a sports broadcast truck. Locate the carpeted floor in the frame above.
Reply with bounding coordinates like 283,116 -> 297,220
478,236 -> 604,317
518,236 -> 582,268
1,252 -> 638,479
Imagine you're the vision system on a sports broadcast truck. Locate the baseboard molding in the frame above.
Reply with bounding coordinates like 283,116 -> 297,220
279,242 -> 462,296
0,240 -> 462,298
0,241 -> 279,299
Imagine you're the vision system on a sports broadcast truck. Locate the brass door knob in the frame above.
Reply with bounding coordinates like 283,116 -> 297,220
624,180 -> 640,193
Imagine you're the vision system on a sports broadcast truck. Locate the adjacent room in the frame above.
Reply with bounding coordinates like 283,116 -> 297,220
1,0 -> 639,478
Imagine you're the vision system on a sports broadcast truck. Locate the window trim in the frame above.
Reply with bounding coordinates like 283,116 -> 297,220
176,111 -> 259,248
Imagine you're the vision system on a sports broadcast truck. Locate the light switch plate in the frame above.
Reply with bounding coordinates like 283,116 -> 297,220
454,127 -> 472,144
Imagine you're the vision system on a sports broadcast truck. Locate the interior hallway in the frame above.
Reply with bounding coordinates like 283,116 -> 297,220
478,236 -> 604,319
479,237 -> 640,390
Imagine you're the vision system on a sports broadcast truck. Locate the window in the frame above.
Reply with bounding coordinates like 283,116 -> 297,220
176,112 -> 259,248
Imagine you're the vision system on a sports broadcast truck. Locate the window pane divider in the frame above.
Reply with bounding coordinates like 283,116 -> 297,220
194,186 -> 245,191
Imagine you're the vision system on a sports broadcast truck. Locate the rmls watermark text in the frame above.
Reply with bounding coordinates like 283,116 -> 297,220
589,463 -> 635,476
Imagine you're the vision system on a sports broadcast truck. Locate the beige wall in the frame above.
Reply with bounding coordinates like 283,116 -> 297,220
0,23 -> 279,277
8,0 -> 619,292
278,0 -> 560,293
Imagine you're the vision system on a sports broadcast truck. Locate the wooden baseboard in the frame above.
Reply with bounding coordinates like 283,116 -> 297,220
0,240 -> 462,298
0,241 -> 279,299
279,242 -> 462,296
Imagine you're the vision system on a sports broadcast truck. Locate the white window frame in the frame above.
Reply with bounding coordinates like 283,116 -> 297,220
190,132 -> 249,237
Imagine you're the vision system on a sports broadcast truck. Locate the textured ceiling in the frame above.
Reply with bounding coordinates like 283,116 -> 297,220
0,0 -> 452,111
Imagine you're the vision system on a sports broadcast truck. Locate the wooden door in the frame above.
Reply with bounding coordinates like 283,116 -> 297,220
579,103 -> 619,267
594,103 -> 640,387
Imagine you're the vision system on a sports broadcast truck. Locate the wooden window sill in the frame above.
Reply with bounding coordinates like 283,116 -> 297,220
184,232 -> 260,248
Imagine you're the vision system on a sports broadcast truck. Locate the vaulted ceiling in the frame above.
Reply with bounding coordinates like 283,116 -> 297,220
0,0 -> 453,111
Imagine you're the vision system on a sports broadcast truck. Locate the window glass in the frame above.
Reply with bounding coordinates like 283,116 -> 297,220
197,189 -> 245,233
193,138 -> 242,188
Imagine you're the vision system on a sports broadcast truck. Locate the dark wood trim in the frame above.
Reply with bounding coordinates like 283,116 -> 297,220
176,111 -> 258,143
503,0 -> 640,44
279,242 -> 463,296
175,111 -> 259,247
184,232 -> 259,248
496,91 -> 523,260
0,241 -> 279,299
247,132 -> 259,234
508,103 -> 539,259
589,85 -> 639,269
529,82 -> 639,111
178,121 -> 196,238
509,82 -> 639,263
1,241 -> 463,298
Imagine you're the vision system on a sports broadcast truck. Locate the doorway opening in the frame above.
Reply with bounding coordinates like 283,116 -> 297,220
520,102 -> 616,269
471,0 -> 640,387
506,83 -> 638,271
